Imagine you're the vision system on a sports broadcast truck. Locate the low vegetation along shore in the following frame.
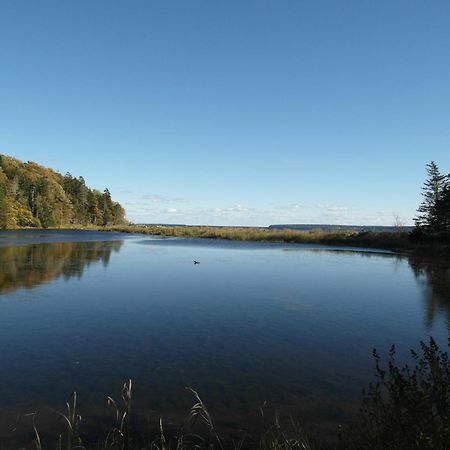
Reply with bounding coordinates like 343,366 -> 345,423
97,224 -> 450,255
110,224 -> 410,249
13,223 -> 445,256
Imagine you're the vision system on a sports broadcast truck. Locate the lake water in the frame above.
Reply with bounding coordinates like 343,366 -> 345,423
0,230 -> 448,445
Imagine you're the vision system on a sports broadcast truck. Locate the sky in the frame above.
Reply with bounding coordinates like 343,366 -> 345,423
1,1 -> 449,226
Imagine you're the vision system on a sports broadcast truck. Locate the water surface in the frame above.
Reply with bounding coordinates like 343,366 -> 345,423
0,230 -> 448,442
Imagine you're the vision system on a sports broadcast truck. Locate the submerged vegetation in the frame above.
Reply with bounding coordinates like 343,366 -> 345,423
6,338 -> 449,449
0,154 -> 126,228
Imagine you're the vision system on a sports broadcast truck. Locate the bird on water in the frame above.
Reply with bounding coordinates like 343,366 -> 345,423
194,260 -> 200,265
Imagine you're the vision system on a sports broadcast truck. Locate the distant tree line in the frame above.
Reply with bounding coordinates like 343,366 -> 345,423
414,161 -> 450,238
0,154 -> 126,229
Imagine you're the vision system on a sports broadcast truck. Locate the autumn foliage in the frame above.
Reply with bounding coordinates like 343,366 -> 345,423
0,154 -> 126,228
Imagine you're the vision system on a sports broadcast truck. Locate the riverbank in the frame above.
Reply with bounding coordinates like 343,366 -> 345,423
101,224 -> 450,255
9,224 -> 450,255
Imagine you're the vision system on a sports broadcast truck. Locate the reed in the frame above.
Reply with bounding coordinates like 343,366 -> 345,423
28,223 -> 450,254
101,224 -> 413,252
14,387 -> 318,450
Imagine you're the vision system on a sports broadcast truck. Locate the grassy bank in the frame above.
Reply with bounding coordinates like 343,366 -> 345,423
11,224 -> 450,254
100,225 -> 450,255
102,224 -> 415,252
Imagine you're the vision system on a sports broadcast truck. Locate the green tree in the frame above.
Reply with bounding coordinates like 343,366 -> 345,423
414,161 -> 449,233
434,184 -> 450,235
0,170 -> 11,228
102,188 -> 113,225
0,154 -> 126,228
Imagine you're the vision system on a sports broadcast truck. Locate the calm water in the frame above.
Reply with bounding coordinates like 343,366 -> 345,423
0,230 -> 449,442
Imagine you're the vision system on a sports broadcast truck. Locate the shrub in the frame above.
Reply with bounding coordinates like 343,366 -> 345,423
343,337 -> 450,450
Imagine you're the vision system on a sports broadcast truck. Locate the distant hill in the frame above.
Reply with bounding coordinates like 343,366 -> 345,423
269,224 -> 414,233
0,154 -> 126,229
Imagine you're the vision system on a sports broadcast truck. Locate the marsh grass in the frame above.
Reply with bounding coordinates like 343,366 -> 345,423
101,225 -> 413,252
29,223 -> 450,254
14,385 -> 320,450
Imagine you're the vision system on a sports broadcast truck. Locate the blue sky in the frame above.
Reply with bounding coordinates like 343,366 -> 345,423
1,1 -> 449,226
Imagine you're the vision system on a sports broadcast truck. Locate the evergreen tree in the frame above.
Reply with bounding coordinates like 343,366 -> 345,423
102,188 -> 113,225
434,184 -> 450,235
414,161 -> 449,233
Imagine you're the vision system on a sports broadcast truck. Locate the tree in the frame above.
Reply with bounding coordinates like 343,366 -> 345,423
414,161 -> 449,233
392,214 -> 405,229
0,169 -> 12,228
434,184 -> 450,235
102,188 -> 113,225
0,154 -> 126,228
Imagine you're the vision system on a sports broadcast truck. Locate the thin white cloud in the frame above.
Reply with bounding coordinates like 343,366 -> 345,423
125,202 -> 412,227
141,194 -> 189,204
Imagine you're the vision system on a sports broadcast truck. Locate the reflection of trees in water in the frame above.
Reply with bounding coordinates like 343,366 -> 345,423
408,256 -> 450,329
0,240 -> 123,294
304,248 -> 450,330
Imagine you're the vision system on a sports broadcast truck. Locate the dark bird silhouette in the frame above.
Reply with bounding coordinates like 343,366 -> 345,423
194,260 -> 200,265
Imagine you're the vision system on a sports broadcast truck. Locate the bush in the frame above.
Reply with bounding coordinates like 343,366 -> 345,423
343,337 -> 450,450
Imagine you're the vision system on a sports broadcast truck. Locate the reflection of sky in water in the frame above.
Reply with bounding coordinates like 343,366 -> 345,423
0,231 -> 448,438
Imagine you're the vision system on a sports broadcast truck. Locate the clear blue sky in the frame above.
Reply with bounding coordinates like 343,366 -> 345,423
1,1 -> 449,226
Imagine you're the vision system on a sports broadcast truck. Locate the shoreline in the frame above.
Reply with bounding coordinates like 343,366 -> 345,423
6,224 -> 450,256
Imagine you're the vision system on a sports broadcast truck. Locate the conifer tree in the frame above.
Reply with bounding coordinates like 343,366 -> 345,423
434,184 -> 450,234
102,188 -> 113,225
414,161 -> 449,233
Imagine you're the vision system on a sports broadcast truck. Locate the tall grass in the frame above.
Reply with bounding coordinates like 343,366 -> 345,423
13,385 -> 319,450
101,225 -> 413,252
33,223 -> 450,254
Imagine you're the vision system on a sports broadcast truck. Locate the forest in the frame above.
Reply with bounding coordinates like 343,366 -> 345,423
0,154 -> 126,228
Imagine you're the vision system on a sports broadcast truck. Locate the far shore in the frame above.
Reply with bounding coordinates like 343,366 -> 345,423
8,224 -> 449,256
